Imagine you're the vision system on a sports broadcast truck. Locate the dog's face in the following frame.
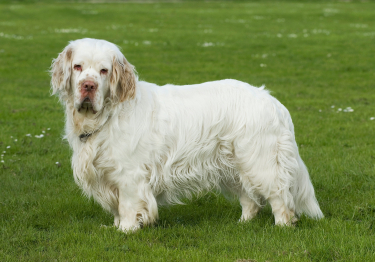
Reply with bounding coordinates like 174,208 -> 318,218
50,38 -> 136,116
71,45 -> 112,114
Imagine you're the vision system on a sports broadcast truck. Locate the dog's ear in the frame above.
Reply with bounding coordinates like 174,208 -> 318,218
110,55 -> 137,103
50,45 -> 73,99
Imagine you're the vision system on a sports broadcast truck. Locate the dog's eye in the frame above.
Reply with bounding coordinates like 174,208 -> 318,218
74,65 -> 82,71
100,69 -> 108,74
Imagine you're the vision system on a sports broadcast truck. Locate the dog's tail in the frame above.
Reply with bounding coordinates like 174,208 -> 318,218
293,156 -> 324,219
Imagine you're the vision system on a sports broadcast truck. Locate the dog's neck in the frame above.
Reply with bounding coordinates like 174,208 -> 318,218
64,101 -> 113,143
77,116 -> 111,142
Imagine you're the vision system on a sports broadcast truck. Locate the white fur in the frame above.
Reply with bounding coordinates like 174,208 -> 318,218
50,38 -> 323,232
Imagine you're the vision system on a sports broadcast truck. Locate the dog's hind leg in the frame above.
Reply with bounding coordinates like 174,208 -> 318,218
239,190 -> 262,222
268,194 -> 297,226
235,129 -> 299,226
114,214 -> 120,227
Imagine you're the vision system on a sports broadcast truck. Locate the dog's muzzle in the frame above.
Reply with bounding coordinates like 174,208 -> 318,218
78,80 -> 98,114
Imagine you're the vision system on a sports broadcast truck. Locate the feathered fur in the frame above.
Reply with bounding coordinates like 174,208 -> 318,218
50,38 -> 323,232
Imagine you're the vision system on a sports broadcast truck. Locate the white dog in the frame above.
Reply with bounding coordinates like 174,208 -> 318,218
50,38 -> 323,232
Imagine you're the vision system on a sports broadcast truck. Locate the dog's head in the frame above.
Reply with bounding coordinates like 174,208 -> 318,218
50,38 -> 136,116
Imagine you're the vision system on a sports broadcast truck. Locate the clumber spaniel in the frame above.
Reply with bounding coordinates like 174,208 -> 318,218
50,38 -> 323,232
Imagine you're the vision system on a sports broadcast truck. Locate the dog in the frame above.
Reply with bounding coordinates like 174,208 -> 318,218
50,38 -> 323,232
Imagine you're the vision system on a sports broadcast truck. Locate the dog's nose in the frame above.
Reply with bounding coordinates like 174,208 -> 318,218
82,81 -> 97,92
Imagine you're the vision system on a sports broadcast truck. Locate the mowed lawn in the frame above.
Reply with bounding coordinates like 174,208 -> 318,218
0,1 -> 374,261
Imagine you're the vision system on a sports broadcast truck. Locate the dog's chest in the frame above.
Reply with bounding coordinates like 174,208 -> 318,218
71,139 -> 116,190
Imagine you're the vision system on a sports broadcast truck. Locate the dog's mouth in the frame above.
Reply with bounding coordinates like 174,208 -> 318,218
78,97 -> 97,114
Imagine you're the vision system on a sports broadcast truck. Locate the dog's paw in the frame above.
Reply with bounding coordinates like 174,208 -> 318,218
118,222 -> 140,233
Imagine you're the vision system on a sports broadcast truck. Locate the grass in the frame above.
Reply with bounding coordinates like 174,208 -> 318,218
0,1 -> 375,261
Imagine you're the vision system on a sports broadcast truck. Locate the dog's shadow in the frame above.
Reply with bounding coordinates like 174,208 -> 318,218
155,193 -> 274,229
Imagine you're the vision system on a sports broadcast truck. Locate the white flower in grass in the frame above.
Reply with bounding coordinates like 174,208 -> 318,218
323,8 -> 339,14
14,139 -> 17,142
26,134 -> 31,137
331,105 -> 335,108
350,23 -> 368,28
2,151 -> 5,153
277,34 -> 282,38
0,32 -> 24,40
1,160 -> 4,163
35,134 -> 44,138
55,28 -> 87,34
47,128 -> 50,130
319,109 -> 322,112
11,136 -> 13,138
42,131 -> 45,133
202,42 -> 214,47
260,64 -> 267,67
6,146 -> 10,149
370,117 -> 375,120
363,32 -> 375,37
82,10 -> 98,15
338,108 -> 342,111
288,34 -> 297,38
343,107 -> 354,112
143,41 -> 151,45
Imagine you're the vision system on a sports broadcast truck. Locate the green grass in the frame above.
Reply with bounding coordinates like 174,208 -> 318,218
1,1 -> 375,261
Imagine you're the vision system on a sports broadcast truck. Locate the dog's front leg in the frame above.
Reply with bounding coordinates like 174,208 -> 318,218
117,185 -> 142,232
117,181 -> 158,233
